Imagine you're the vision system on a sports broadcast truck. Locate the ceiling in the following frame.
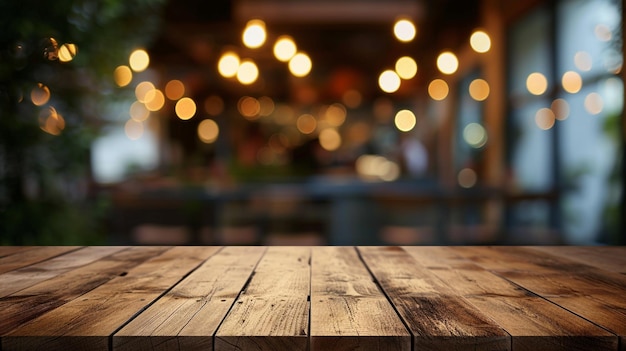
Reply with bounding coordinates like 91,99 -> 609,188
148,0 -> 481,104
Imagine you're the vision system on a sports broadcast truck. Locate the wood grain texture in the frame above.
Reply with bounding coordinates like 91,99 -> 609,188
215,246 -> 310,351
310,246 -> 410,351
0,246 -> 126,298
0,246 -> 37,258
357,246 -> 510,351
2,246 -> 219,351
0,246 -> 169,336
528,246 -> 626,274
0,246 -> 81,274
404,246 -> 617,351
451,246 -> 626,350
114,246 -> 265,351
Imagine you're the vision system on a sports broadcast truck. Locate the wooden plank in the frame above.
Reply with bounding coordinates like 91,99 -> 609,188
0,246 -> 127,298
357,246 -> 510,351
2,246 -> 220,350
404,246 -> 618,351
451,246 -> 626,350
113,246 -> 265,351
0,246 -> 169,336
0,246 -> 81,274
0,246 -> 37,258
310,246 -> 410,351
215,246 -> 310,351
529,246 -> 626,274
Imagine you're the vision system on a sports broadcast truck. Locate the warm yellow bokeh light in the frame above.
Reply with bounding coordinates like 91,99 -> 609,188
204,95 -> 224,116
469,79 -> 490,101
594,24 -> 612,42
175,97 -> 197,120
319,128 -> 341,151
242,19 -> 267,49
58,43 -> 77,62
574,51 -> 592,71
198,119 -> 219,143
584,92 -> 603,115
395,56 -> 418,79
135,81 -> 155,103
378,70 -> 401,93
144,89 -> 165,111
31,83 -> 50,106
237,59 -> 259,85
296,114 -> 317,134
551,98 -> 570,120
165,80 -> 185,100
289,52 -> 312,77
130,101 -> 150,121
114,65 -> 133,87
129,49 -> 150,72
125,119 -> 144,140
437,51 -> 458,75
428,79 -> 449,101
394,109 -> 416,132
526,72 -> 548,95
325,103 -> 347,127
238,96 -> 261,119
393,19 -> 416,42
218,51 -> 240,78
535,108 -> 556,130
458,168 -> 477,188
273,35 -> 297,62
470,30 -> 491,53
463,123 -> 488,148
39,106 -> 65,136
562,71 -> 582,94
259,96 -> 275,116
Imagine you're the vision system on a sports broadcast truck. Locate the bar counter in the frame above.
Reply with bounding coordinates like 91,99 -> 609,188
1,246 -> 625,350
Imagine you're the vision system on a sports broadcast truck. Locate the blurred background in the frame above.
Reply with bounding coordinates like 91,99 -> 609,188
0,0 -> 623,246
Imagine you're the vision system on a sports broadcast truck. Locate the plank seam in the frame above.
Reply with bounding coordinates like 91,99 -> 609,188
212,246 -> 268,351
107,246 -> 225,351
307,247 -> 312,351
487,269 -> 622,341
354,246 -> 415,351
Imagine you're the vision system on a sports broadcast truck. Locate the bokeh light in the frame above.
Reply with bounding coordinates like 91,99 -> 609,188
130,101 -> 150,121
31,83 -> 50,106
135,81 -> 155,103
273,35 -> 297,62
165,80 -> 185,100
259,96 -> 275,116
114,65 -> 133,87
526,72 -> 548,95
535,107 -> 556,130
551,98 -> 570,120
218,51 -> 240,78
325,103 -> 347,127
125,119 -> 144,140
470,30 -> 491,53
39,106 -> 65,136
319,128 -> 341,151
428,79 -> 449,101
129,49 -> 150,72
342,89 -> 362,108
378,70 -> 401,93
237,59 -> 259,85
469,79 -> 490,101
463,123 -> 488,148
198,119 -> 219,143
175,97 -> 197,120
395,56 -> 418,80
437,51 -> 458,75
574,51 -> 593,71
289,52 -> 312,77
394,109 -> 416,132
238,96 -> 261,119
393,19 -> 416,42
144,89 -> 165,111
242,19 -> 267,49
594,24 -> 612,42
584,92 -> 603,115
296,113 -> 317,134
58,43 -> 77,62
562,71 -> 582,93
458,168 -> 477,188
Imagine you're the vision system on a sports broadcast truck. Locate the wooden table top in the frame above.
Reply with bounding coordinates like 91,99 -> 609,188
0,246 -> 625,351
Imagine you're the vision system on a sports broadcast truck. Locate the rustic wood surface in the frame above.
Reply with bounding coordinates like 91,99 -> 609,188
0,246 -> 625,351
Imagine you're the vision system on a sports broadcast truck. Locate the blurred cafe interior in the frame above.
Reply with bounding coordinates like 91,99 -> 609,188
0,0 -> 624,246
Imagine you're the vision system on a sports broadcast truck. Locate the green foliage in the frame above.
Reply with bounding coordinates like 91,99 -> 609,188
0,0 -> 165,244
